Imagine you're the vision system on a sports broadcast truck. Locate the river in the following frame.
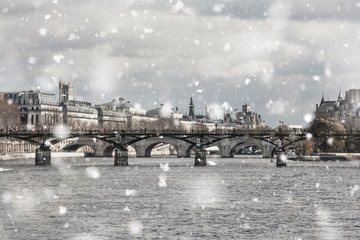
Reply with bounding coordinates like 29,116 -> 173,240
0,156 -> 359,239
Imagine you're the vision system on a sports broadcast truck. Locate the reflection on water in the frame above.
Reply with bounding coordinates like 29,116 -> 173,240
0,156 -> 359,239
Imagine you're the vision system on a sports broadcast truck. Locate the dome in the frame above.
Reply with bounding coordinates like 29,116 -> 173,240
147,104 -> 174,118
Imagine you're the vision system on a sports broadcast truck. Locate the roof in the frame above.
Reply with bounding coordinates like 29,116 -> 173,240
99,98 -> 132,109
318,101 -> 336,111
147,104 -> 176,117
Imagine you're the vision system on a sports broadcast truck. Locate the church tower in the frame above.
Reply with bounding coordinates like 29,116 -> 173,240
189,97 -> 195,118
59,80 -> 74,104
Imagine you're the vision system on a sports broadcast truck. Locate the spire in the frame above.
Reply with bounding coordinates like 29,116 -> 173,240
338,88 -> 342,99
189,97 -> 195,118
320,90 -> 324,105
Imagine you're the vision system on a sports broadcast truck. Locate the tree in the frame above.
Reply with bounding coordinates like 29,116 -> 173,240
301,139 -> 314,155
308,117 -> 346,152
0,96 -> 20,131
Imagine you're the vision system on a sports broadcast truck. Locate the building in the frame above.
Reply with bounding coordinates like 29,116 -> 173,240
315,95 -> 336,119
59,80 -> 74,104
62,100 -> 98,130
95,99 -> 129,130
58,81 -> 98,130
315,89 -> 360,129
147,104 -> 183,119
182,98 -> 210,123
100,98 -> 146,116
234,103 -> 266,129
188,97 -> 195,118
2,90 -> 62,128
96,98 -> 148,130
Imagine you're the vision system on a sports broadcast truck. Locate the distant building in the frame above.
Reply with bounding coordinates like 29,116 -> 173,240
62,100 -> 98,130
99,98 -> 146,116
95,99 -> 131,130
316,89 -> 360,129
315,95 -> 336,119
188,97 -> 195,118
234,103 -> 266,129
182,98 -> 209,123
147,104 -> 183,119
59,81 -> 74,104
3,90 -> 62,128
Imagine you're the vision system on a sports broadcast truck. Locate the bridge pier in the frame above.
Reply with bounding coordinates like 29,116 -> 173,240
35,146 -> 51,166
177,144 -> 190,158
114,149 -> 128,166
219,139 -> 234,158
194,149 -> 207,166
177,144 -> 191,158
261,143 -> 275,158
220,146 -> 234,158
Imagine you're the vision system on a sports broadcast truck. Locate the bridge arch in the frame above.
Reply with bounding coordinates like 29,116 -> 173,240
144,142 -> 178,157
214,136 -> 277,158
130,137 -> 193,158
103,145 -> 115,157
102,145 -> 136,157
230,142 -> 262,155
53,137 -> 114,156
62,143 -> 95,154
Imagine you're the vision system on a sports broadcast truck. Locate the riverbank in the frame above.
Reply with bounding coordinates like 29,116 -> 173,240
299,153 -> 360,161
0,152 -> 85,161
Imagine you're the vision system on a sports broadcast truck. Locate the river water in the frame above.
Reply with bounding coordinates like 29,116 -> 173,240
0,156 -> 359,240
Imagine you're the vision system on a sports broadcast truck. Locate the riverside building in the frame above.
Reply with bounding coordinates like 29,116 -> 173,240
3,90 -> 62,128
315,89 -> 360,130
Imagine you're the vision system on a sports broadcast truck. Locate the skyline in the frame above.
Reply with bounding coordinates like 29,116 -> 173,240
1,1 -> 360,127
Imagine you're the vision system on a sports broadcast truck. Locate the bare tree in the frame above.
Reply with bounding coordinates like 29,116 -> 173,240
0,96 -> 20,131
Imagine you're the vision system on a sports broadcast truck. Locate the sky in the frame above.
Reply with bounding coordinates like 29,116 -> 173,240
1,0 -> 360,127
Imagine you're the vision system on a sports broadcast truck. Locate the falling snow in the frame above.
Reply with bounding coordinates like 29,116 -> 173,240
158,175 -> 167,187
58,206 -> 67,215
1,1 -> 360,239
86,167 -> 100,179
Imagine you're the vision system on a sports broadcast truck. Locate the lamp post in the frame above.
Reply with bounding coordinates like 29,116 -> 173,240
276,120 -> 286,167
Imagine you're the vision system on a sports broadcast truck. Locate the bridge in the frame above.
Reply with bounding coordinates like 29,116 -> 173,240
1,128 -> 359,166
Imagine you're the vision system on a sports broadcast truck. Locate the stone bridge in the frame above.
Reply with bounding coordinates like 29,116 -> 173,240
52,135 -> 278,159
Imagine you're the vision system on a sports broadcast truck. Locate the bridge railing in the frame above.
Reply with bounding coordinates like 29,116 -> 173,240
100,129 -> 282,136
2,128 -> 360,137
0,128 -> 278,136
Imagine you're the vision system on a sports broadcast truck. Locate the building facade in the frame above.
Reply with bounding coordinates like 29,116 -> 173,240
59,81 -> 74,104
235,103 -> 266,129
3,90 -> 62,129
62,100 -> 98,130
315,89 -> 360,130
95,99 -> 129,130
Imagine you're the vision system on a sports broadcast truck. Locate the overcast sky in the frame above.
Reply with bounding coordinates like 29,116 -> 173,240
1,0 -> 360,127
